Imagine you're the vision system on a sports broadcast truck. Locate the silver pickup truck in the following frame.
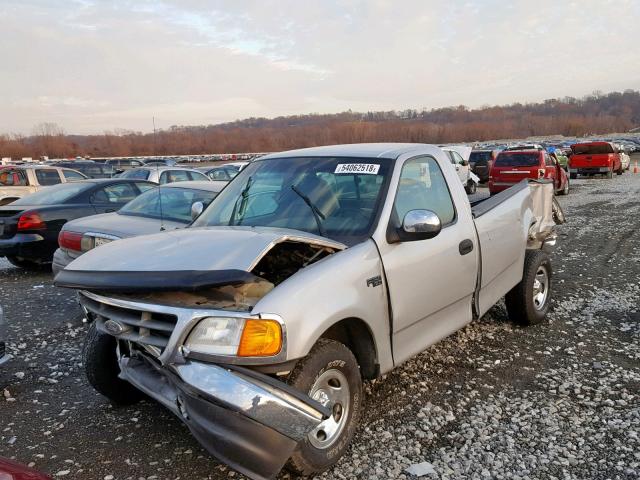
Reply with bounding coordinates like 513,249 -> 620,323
55,144 -> 564,480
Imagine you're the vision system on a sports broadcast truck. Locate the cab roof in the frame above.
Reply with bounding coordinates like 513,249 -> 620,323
260,143 -> 438,160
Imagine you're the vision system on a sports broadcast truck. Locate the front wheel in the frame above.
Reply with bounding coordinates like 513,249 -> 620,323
505,250 -> 552,326
286,339 -> 362,476
559,179 -> 569,195
465,181 -> 477,195
83,322 -> 144,405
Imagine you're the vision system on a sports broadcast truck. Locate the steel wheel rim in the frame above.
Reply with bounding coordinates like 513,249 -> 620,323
532,265 -> 549,310
308,369 -> 350,449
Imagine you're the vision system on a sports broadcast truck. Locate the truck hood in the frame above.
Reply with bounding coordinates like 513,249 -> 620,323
54,226 -> 346,293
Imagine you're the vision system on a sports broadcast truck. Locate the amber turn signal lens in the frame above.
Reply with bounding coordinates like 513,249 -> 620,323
238,319 -> 282,357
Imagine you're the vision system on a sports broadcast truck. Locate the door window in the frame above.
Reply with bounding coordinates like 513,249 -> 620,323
62,169 -> 86,181
0,169 -> 28,186
208,168 -> 230,181
159,170 -> 190,184
35,169 -> 63,186
91,183 -> 138,204
393,157 -> 456,227
134,182 -> 156,193
187,170 -> 209,181
450,151 -> 465,165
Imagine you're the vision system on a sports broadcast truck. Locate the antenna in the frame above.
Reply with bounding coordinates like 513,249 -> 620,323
153,116 -> 165,231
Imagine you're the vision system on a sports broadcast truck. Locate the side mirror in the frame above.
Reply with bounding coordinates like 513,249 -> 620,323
191,201 -> 204,220
460,160 -> 469,167
400,209 -> 442,241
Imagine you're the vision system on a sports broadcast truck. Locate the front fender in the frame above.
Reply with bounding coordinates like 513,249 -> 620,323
252,240 -> 393,373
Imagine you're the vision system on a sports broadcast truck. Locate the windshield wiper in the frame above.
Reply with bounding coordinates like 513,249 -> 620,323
230,176 -> 253,225
291,184 -> 326,237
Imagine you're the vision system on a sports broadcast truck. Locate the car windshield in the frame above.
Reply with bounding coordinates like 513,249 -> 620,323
120,169 -> 150,180
11,182 -> 90,205
571,144 -> 614,155
469,151 -> 492,164
192,156 -> 392,245
119,186 -> 218,223
494,153 -> 540,167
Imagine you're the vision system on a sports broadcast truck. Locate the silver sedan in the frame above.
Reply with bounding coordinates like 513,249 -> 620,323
52,180 -> 227,275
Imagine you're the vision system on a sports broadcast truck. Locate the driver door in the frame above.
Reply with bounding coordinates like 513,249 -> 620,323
374,155 -> 478,365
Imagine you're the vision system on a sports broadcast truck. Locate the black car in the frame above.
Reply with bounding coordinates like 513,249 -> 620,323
52,161 -> 116,179
0,179 -> 155,269
469,150 -> 498,183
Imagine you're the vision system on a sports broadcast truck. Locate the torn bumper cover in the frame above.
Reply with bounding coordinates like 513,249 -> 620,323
119,354 -> 329,480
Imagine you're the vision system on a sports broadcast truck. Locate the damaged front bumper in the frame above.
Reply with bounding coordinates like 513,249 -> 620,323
118,353 -> 329,480
76,291 -> 329,480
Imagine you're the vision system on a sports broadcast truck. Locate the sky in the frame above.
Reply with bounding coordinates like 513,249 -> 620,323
1,0 -> 639,135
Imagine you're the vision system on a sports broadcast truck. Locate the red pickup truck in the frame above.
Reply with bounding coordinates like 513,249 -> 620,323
489,149 -> 569,195
568,142 -> 623,179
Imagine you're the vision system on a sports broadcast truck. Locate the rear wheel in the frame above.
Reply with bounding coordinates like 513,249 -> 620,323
505,250 -> 552,326
559,179 -> 569,195
83,322 -> 144,405
286,339 -> 362,476
6,255 -> 50,271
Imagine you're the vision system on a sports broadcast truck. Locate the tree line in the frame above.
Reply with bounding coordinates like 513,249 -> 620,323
2,90 -> 639,159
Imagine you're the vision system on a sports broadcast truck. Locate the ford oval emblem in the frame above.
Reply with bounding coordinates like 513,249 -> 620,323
104,319 -> 126,335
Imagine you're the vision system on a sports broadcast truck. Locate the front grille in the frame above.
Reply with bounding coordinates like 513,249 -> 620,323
80,294 -> 178,351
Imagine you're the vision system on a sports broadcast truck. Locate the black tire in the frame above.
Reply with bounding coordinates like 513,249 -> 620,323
505,250 -> 552,326
616,167 -> 623,175
569,172 -> 577,180
465,181 -> 477,195
83,322 -> 144,405
286,339 -> 363,476
559,179 -> 569,196
6,255 -> 50,271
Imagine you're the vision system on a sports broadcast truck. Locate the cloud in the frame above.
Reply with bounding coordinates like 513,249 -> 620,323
0,0 -> 639,134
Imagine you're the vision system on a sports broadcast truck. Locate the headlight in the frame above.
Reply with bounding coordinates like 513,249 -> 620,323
184,317 -> 282,357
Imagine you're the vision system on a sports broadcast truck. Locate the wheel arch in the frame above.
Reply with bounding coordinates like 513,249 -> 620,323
318,317 -> 379,380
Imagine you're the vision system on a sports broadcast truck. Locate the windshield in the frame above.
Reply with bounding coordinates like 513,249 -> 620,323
494,153 -> 540,167
11,182 -> 90,205
469,151 -> 493,165
571,143 -> 614,155
120,169 -> 150,180
192,156 -> 392,244
119,186 -> 218,223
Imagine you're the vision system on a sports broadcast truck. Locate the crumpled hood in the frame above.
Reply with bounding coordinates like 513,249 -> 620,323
63,226 -> 345,273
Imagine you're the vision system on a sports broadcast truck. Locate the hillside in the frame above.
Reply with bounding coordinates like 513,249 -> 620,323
2,90 -> 640,158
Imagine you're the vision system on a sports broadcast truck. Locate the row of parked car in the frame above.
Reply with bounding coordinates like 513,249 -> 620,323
0,158 -> 251,269
468,141 -> 632,196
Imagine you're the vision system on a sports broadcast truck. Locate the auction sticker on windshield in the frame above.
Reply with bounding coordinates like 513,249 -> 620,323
335,163 -> 380,174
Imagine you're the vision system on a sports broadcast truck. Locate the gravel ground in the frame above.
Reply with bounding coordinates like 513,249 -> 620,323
1,174 -> 639,480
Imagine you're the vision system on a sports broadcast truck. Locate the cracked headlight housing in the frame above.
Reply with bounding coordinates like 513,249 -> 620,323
185,317 -> 282,357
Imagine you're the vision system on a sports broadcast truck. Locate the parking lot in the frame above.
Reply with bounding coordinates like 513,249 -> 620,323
0,173 -> 639,480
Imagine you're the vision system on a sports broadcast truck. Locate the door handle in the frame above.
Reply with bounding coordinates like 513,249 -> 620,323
459,239 -> 474,255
